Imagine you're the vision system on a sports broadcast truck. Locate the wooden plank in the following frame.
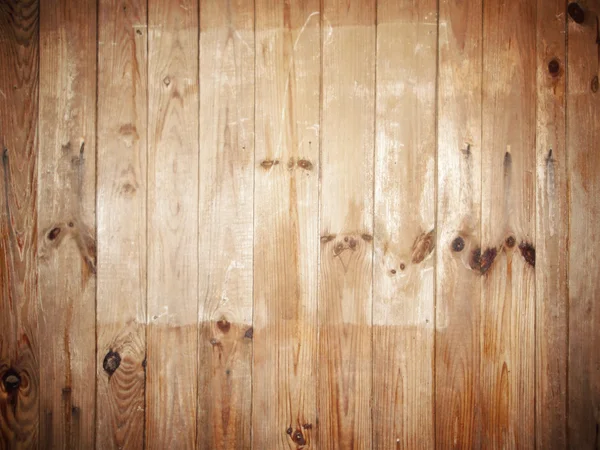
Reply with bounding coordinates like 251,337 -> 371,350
434,0 -> 483,447
567,1 -> 600,447
196,0 -> 253,448
253,1 -> 319,448
535,0 -> 567,448
145,0 -> 198,446
0,0 -> 40,447
372,0 -> 436,447
480,0 -> 536,447
318,1 -> 375,448
96,0 -> 147,448
38,0 -> 97,447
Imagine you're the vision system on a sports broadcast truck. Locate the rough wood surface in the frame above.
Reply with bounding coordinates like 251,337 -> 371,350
535,0 -> 568,448
96,0 -> 147,448
567,1 -> 600,447
38,0 -> 97,447
253,1 -> 320,448
196,0 -> 254,448
146,0 -> 198,447
318,1 -> 375,448
435,0 -> 483,447
372,0 -> 436,447
480,0 -> 536,447
0,0 -> 40,447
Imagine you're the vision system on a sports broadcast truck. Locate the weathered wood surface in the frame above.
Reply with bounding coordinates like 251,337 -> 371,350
38,0 -> 97,447
2,0 -> 600,448
0,0 -> 40,447
197,0 -> 254,448
253,0 -> 319,448
96,0 -> 147,448
373,0 -> 436,448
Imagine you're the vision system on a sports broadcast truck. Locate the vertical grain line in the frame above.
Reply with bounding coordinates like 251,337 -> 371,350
143,0 -> 149,446
250,0 -> 256,444
533,0 -> 538,447
94,0 -> 99,447
564,0 -> 570,445
371,0 -> 378,447
194,0 -> 201,446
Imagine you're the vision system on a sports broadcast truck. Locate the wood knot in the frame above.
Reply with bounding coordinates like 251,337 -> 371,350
505,235 -> 516,248
302,423 -> 312,429
411,229 -> 435,264
2,369 -> 21,393
297,159 -> 313,170
480,248 -> 497,274
217,319 -> 230,333
390,269 -> 397,275
103,351 -> 121,375
592,76 -> 599,93
47,227 -> 61,241
261,159 -> 279,169
286,427 -> 293,435
451,236 -> 465,252
244,327 -> 253,339
292,429 -> 306,445
568,2 -> 585,24
320,234 -> 335,244
470,248 -> 482,271
519,241 -> 536,267
548,59 -> 560,76
163,76 -> 171,86
399,263 -> 406,271
361,233 -> 373,242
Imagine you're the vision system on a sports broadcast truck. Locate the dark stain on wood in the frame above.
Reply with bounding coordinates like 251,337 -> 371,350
591,76 -> 599,93
461,143 -> 471,157
548,59 -> 560,76
470,248 -> 482,271
451,236 -> 465,252
2,368 -> 21,393
321,234 -> 335,243
244,327 -> 253,339
302,423 -> 312,429
361,233 -> 373,242
217,319 -> 230,333
103,350 -> 121,376
519,241 -> 536,267
411,229 -> 435,264
568,2 -> 585,24
48,227 -> 61,240
480,248 -> 497,274
261,159 -> 279,169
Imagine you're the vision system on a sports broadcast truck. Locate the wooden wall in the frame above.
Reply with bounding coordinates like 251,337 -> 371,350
0,0 -> 599,448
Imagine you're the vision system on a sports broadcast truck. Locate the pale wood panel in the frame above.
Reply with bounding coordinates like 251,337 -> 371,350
319,1 -> 375,448
480,0 -> 536,447
0,0 -> 40,447
567,1 -> 600,447
434,0 -> 483,447
253,1 -> 320,448
197,0 -> 254,448
146,0 -> 198,446
96,0 -> 147,448
38,0 -> 97,447
535,0 -> 567,447
372,0 -> 436,447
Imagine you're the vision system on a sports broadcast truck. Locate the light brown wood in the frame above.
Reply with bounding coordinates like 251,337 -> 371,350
435,0 -> 483,447
535,0 -> 567,448
567,1 -> 600,447
196,0 -> 254,448
373,0 -> 436,447
0,0 -> 40,447
253,1 -> 320,448
480,0 -> 536,447
96,0 -> 147,448
38,0 -> 97,448
146,0 -> 198,447
318,1 -> 375,448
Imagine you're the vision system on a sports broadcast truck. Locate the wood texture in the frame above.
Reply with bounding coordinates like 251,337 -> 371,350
567,1 -> 600,447
318,1 -> 375,448
480,0 -> 536,447
96,0 -> 147,448
146,0 -> 198,447
253,1 -> 320,448
197,0 -> 254,448
0,0 -> 40,447
435,0 -> 483,447
535,0 -> 567,448
372,0 -> 436,448
38,0 -> 97,447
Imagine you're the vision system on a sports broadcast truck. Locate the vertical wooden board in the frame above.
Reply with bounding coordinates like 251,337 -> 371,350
38,0 -> 97,447
0,0 -> 39,447
196,0 -> 253,448
146,0 -> 198,447
372,0 -> 436,448
253,1 -> 319,448
480,0 -> 536,447
319,1 -> 375,448
435,0 -> 483,447
96,0 -> 147,448
535,0 -> 567,448
567,1 -> 600,447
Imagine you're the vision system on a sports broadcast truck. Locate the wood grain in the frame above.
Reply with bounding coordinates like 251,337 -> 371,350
535,0 -> 567,448
146,0 -> 198,447
480,0 -> 536,447
318,1 -> 375,448
372,0 -> 436,447
96,0 -> 147,448
196,0 -> 253,448
434,0 -> 483,447
0,0 -> 40,447
253,1 -> 320,448
38,0 -> 97,447
567,1 -> 600,447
